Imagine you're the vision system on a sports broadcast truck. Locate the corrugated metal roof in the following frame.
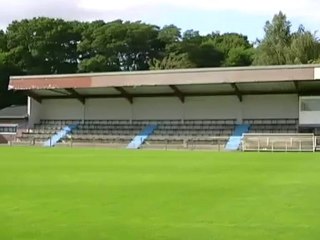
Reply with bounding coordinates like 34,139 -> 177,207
9,64 -> 320,91
0,105 -> 28,119
10,64 -> 320,80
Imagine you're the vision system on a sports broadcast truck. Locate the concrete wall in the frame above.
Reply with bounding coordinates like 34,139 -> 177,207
300,111 -> 320,125
34,94 -> 299,121
0,119 -> 27,124
242,94 -> 299,119
40,99 -> 84,120
85,99 -> 131,120
184,96 -> 241,120
132,97 -> 183,120
0,134 -> 16,144
0,134 -> 8,144
28,97 -> 42,127
299,96 -> 320,125
315,67 -> 320,80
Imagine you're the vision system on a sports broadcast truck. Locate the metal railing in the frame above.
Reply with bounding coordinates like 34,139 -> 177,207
242,133 -> 316,152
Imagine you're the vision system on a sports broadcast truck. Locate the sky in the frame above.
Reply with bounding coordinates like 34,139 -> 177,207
0,0 -> 319,42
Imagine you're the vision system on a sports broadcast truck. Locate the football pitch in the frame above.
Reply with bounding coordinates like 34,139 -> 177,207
1,147 -> 320,240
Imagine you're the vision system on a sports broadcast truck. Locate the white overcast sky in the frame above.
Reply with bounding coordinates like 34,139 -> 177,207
0,0 -> 319,41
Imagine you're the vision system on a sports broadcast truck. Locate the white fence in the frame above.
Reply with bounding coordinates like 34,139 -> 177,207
143,136 -> 229,151
242,133 -> 316,152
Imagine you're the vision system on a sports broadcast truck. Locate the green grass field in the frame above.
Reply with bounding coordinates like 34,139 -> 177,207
1,147 -> 320,240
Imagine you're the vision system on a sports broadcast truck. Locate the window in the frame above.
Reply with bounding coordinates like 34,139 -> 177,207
0,125 -> 17,133
300,98 -> 320,111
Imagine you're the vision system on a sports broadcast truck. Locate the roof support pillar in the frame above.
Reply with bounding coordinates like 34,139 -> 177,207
169,85 -> 185,103
114,87 -> 133,104
293,81 -> 301,95
230,83 -> 242,102
65,88 -> 86,104
23,91 -> 42,104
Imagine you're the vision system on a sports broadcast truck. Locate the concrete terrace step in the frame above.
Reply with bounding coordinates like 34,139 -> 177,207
225,124 -> 250,151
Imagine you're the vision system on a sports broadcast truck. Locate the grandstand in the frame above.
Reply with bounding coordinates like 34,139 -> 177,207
7,64 -> 320,151
0,105 -> 27,144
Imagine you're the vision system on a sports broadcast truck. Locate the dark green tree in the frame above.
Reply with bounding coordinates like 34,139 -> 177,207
78,20 -> 163,72
0,52 -> 25,109
179,31 -> 224,68
149,53 -> 195,70
207,32 -> 253,66
6,17 -> 82,75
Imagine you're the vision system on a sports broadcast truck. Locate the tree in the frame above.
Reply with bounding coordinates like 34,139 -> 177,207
311,59 -> 320,64
6,17 -> 82,75
187,40 -> 224,67
0,51 -> 25,109
254,11 -> 292,65
77,20 -> 107,63
287,25 -> 320,64
158,25 -> 181,46
206,32 -> 253,66
225,47 -> 254,66
0,51 -> 8,92
179,32 -> 224,68
254,12 -> 320,65
0,30 -> 7,52
149,53 -> 195,70
183,29 -> 201,40
78,55 -> 119,72
150,30 -> 254,70
78,20 -> 163,72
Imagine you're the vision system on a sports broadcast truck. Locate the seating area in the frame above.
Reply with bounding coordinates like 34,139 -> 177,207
69,119 -> 237,148
151,119 -> 235,137
16,118 -> 302,149
71,120 -> 144,146
18,120 -> 77,144
244,118 -> 298,134
18,120 -> 139,146
145,119 -> 236,149
16,119 -> 236,148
